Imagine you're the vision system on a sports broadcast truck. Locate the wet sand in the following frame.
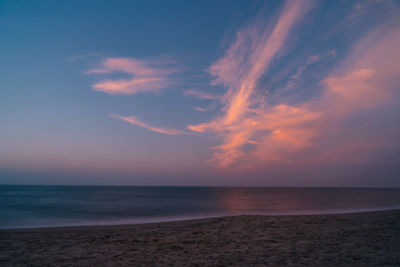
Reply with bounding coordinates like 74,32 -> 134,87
1,209 -> 400,266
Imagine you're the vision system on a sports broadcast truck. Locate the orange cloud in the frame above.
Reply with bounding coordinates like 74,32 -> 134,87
188,1 -> 400,170
205,105 -> 320,168
110,114 -> 187,135
88,57 -> 179,94
188,0 -> 316,168
208,0 -> 315,125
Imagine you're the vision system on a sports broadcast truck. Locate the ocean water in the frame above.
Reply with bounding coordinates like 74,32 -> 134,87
1,185 -> 400,229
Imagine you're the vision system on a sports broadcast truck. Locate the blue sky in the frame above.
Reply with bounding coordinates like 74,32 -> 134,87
1,0 -> 400,186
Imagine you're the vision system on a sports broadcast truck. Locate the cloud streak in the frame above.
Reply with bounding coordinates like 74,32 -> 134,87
88,57 -> 179,95
188,0 -> 316,167
188,0 -> 400,169
110,114 -> 188,135
183,89 -> 221,100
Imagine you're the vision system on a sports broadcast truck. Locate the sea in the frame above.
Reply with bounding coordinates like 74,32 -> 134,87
1,185 -> 400,229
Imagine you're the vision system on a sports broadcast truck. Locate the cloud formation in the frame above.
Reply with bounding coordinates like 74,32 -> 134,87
188,0 -> 400,169
88,57 -> 179,95
110,114 -> 187,135
188,0 -> 316,167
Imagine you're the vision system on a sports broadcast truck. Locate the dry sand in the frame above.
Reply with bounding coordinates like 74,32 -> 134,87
1,209 -> 400,266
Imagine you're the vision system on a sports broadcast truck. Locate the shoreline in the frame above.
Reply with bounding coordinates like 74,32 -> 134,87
2,206 -> 400,231
1,209 -> 400,265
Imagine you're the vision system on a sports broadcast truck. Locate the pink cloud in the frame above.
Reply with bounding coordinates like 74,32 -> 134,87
110,114 -> 188,135
188,0 -> 316,167
88,57 -> 179,95
188,0 -> 400,170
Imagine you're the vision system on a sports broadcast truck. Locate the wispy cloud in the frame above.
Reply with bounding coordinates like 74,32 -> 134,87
188,0 -> 400,169
183,89 -> 221,100
279,54 -> 322,92
347,0 -> 385,19
194,103 -> 216,112
188,0 -> 316,167
88,57 -> 179,95
279,50 -> 336,93
110,114 -> 188,135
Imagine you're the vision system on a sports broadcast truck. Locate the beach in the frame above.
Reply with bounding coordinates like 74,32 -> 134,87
1,209 -> 400,266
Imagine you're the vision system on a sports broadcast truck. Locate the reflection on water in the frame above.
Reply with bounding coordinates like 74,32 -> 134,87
1,185 -> 400,228
220,187 -> 304,213
219,187 -> 400,214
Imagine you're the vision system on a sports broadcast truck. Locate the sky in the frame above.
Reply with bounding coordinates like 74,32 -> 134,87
1,0 -> 400,186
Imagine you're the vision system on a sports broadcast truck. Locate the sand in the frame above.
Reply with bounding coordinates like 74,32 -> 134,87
1,209 -> 400,266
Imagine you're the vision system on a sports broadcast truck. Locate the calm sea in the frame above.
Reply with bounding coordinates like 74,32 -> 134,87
1,185 -> 400,229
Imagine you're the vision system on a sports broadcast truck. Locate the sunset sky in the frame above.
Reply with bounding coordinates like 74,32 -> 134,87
1,0 -> 400,186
